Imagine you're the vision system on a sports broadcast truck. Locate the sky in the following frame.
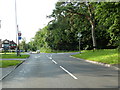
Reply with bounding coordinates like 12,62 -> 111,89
0,0 -> 57,43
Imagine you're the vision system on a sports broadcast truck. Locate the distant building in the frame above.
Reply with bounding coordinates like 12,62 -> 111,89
0,39 -> 17,51
2,39 -> 9,50
0,39 -> 2,52
9,40 -> 17,49
0,39 -> 2,48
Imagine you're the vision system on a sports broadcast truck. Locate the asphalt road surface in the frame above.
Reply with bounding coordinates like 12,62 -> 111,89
2,53 -> 118,88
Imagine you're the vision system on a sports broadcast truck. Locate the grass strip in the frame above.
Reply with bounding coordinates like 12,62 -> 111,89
72,49 -> 119,65
1,54 -> 30,59
0,60 -> 22,68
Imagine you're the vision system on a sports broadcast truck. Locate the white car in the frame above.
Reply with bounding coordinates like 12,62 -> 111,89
36,50 -> 40,53
29,51 -> 32,54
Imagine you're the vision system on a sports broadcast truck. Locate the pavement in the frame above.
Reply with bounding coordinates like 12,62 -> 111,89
1,53 -> 119,88
0,59 -> 26,80
0,53 -> 30,80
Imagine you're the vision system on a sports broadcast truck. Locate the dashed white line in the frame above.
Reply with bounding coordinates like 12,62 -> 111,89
49,57 -> 52,59
60,66 -> 78,80
35,57 -> 38,58
52,60 -> 57,64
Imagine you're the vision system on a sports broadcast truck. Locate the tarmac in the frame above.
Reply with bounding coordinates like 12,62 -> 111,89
0,53 -> 119,81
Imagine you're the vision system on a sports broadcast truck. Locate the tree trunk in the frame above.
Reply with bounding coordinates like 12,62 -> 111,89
91,21 -> 97,50
87,3 -> 97,50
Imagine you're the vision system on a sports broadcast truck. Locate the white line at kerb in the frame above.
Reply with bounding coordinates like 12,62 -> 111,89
60,66 -> 78,80
52,60 -> 57,64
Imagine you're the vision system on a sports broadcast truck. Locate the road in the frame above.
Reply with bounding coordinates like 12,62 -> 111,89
2,53 -> 118,88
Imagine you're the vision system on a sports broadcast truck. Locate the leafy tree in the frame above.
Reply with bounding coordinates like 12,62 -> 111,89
49,2 -> 97,50
95,2 -> 120,47
19,38 -> 28,52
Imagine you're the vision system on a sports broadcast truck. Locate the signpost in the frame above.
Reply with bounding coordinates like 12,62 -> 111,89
18,31 -> 22,40
17,27 -> 22,56
77,32 -> 82,53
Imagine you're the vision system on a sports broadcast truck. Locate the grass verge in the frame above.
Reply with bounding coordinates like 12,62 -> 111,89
1,54 -> 30,59
0,60 -> 23,68
72,49 -> 119,65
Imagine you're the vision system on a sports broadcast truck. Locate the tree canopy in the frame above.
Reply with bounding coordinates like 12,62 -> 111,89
27,2 -> 119,51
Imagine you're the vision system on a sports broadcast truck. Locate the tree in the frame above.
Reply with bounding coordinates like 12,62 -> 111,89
19,38 -> 28,52
49,2 -> 97,50
95,2 -> 120,47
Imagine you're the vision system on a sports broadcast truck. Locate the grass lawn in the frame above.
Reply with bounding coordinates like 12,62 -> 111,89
1,54 -> 30,59
0,60 -> 23,68
72,49 -> 119,65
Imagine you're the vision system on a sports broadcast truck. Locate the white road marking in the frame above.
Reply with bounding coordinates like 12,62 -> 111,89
52,60 -> 57,64
60,66 -> 78,80
35,57 -> 38,58
49,57 -> 52,59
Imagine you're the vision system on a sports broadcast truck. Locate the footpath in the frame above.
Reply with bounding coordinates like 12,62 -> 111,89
0,58 -> 26,80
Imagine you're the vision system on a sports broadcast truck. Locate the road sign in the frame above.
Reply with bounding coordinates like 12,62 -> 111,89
18,33 -> 21,36
18,36 -> 22,40
77,32 -> 82,37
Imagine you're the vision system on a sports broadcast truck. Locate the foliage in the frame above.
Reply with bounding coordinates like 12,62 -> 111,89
19,38 -> 29,52
95,2 -> 120,46
28,2 -> 119,51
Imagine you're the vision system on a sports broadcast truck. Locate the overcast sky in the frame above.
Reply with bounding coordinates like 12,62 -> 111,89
0,0 -> 57,43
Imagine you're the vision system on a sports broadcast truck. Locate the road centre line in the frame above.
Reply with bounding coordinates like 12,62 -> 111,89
35,56 -> 38,58
46,55 -> 52,59
49,57 -> 52,59
60,66 -> 78,80
47,55 -> 78,79
35,56 -> 40,58
52,60 -> 57,64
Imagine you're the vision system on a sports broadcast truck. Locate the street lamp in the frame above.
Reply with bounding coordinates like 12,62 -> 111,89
77,32 -> 82,53
15,0 -> 22,56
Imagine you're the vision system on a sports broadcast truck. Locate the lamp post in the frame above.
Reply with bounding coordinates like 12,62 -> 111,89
15,0 -> 22,56
15,0 -> 18,56
77,32 -> 82,53
0,20 -> 1,28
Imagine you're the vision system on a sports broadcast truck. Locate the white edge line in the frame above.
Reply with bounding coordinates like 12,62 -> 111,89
60,66 -> 78,80
52,60 -> 57,64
